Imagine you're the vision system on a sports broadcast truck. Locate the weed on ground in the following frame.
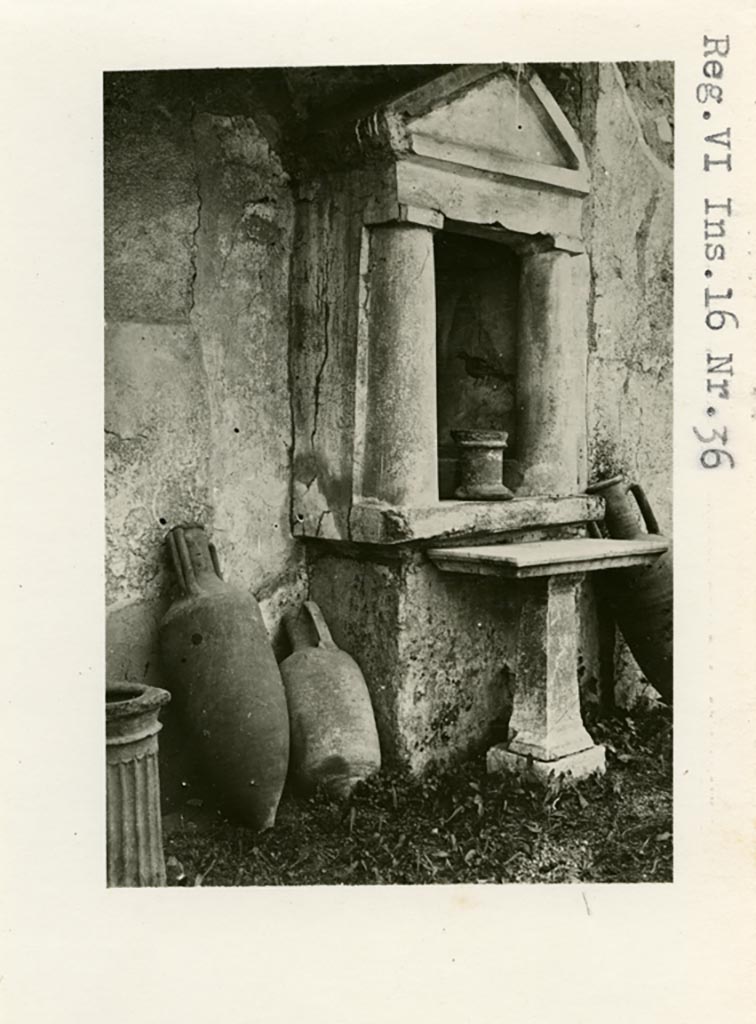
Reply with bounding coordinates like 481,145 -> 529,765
164,703 -> 672,886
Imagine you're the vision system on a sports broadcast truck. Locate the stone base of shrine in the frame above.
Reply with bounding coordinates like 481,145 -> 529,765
487,741 -> 606,782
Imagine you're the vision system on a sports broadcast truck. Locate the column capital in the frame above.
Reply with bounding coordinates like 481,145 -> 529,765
363,201 -> 444,230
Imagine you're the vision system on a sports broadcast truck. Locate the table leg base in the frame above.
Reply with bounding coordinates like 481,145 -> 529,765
487,742 -> 606,782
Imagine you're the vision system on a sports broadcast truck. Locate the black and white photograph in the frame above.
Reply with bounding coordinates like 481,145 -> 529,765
104,61 -> 674,886
4,2 -> 755,1022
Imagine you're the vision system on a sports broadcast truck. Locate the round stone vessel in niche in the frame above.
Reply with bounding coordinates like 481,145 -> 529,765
452,429 -> 514,500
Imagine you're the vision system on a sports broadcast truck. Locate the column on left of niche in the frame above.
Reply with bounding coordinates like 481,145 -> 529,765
359,223 -> 438,508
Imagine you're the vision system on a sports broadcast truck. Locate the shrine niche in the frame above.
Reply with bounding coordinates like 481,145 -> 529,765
434,232 -> 520,499
289,63 -> 594,546
287,63 -> 668,779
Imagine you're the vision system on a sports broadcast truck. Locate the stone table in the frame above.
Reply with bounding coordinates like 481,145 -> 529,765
428,537 -> 669,780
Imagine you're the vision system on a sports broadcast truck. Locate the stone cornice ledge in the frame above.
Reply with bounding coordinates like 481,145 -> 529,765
337,495 -> 604,546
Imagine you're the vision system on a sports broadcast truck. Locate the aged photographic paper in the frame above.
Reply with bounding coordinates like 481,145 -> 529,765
2,0 -> 754,1020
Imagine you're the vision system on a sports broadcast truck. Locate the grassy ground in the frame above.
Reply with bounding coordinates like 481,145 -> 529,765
164,703 -> 672,886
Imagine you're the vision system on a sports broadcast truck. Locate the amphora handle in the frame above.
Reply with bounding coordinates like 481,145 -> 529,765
628,483 -> 661,536
209,543 -> 224,580
285,600 -> 338,653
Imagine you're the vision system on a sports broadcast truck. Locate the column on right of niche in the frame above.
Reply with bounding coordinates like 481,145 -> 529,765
517,249 -> 589,496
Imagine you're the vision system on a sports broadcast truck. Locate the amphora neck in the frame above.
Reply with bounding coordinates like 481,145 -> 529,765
167,525 -> 225,597
586,475 -> 642,538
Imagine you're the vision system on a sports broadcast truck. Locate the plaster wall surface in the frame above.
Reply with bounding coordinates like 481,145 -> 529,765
288,171 -> 370,537
585,62 -> 673,530
104,74 -> 306,804
581,62 -> 674,703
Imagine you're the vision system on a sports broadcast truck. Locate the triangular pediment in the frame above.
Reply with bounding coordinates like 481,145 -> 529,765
385,65 -> 588,194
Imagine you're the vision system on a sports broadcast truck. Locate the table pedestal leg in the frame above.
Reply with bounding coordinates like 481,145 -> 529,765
487,574 -> 605,781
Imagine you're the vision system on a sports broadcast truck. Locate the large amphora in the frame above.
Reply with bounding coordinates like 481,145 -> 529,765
159,525 -> 290,831
280,601 -> 381,799
586,475 -> 673,704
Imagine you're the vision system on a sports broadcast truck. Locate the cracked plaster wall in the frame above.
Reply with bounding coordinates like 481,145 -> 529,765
580,62 -> 674,705
585,63 -> 673,519
104,73 -> 306,804
536,61 -> 673,530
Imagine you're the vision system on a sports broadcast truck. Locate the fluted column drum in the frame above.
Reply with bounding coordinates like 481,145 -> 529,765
106,682 -> 171,887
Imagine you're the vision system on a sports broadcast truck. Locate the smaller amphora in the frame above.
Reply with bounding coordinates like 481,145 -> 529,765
280,601 -> 381,799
